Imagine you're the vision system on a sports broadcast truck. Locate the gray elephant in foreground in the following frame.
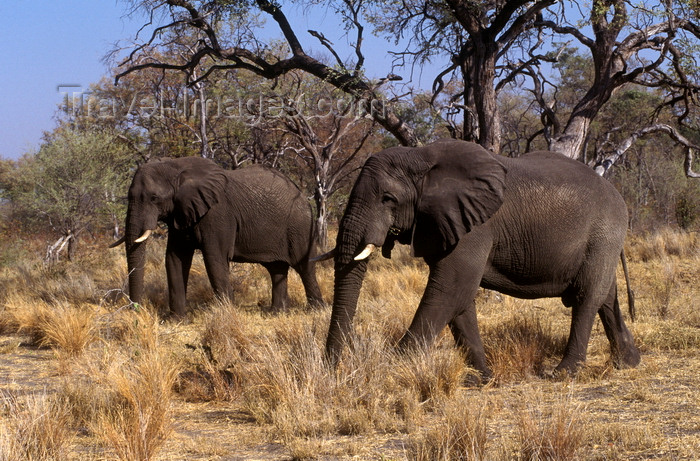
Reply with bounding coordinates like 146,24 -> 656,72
323,139 -> 640,382
110,157 -> 324,316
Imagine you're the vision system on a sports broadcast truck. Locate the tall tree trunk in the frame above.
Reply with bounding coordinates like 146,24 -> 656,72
548,116 -> 592,160
461,33 -> 501,153
315,192 -> 328,251
474,39 -> 501,154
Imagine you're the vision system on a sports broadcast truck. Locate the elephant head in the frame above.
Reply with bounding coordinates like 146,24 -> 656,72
111,157 -> 227,304
326,139 -> 507,363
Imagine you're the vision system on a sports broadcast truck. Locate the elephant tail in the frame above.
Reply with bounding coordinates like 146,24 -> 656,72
620,248 -> 635,322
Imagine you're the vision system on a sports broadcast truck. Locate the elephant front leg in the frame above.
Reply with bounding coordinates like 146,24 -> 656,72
165,238 -> 194,318
263,261 -> 289,313
398,241 -> 491,380
449,306 -> 491,383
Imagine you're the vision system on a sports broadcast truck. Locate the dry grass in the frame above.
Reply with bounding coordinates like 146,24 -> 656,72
0,391 -> 72,460
93,346 -> 179,461
626,228 -> 699,262
513,390 -> 586,461
0,228 -> 698,459
408,395 -> 491,461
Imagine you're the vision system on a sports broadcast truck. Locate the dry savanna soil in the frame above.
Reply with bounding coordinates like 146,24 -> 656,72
1,229 -> 699,460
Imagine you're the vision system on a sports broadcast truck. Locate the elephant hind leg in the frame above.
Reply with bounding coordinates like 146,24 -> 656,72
202,248 -> 234,304
263,261 -> 290,313
554,280 -> 612,377
598,283 -> 640,369
293,259 -> 325,310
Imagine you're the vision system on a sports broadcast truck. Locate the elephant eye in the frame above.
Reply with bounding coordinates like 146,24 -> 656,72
150,194 -> 159,203
381,193 -> 397,205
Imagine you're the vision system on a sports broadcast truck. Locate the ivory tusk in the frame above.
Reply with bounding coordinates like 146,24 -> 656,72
354,244 -> 376,261
108,235 -> 126,248
310,248 -> 337,262
134,229 -> 153,243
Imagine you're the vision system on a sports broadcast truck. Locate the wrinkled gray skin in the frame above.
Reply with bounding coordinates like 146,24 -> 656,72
117,157 -> 324,316
327,139 -> 640,382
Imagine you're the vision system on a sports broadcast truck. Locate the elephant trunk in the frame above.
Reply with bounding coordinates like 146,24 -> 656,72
326,260 -> 368,365
326,199 -> 371,364
125,206 -> 148,304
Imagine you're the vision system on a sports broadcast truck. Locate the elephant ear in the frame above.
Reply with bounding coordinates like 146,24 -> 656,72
173,168 -> 228,229
413,142 -> 507,257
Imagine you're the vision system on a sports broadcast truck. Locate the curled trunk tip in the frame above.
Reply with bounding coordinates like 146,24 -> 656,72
311,248 -> 337,262
108,235 -> 126,248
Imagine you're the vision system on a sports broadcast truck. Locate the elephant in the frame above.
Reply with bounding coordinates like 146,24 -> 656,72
110,156 -> 324,316
324,139 -> 640,382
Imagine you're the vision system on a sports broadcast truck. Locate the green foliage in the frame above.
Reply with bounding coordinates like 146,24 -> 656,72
552,47 -> 595,108
6,127 -> 135,238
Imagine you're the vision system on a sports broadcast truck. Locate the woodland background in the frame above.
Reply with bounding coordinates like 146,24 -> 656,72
0,0 -> 699,258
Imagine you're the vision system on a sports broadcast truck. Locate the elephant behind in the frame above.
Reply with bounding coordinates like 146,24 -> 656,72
111,156 -> 324,316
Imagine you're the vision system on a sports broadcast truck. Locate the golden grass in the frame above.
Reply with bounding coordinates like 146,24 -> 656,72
513,390 -> 586,461
408,394 -> 491,461
0,391 -> 72,460
93,346 -> 179,461
0,228 -> 698,459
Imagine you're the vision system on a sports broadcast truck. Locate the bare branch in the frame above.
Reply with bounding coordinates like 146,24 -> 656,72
308,30 -> 346,69
594,124 -> 700,178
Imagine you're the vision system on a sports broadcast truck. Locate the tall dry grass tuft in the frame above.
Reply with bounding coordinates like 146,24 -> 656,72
0,391 -> 72,461
408,395 -> 491,461
46,306 -> 180,461
482,311 -> 566,383
650,257 -> 678,319
239,324 -> 342,439
5,297 -> 100,361
514,390 -> 586,461
94,346 -> 179,461
331,327 -> 420,435
192,301 -> 425,446
98,304 -> 161,350
393,343 -> 472,406
177,299 -> 255,402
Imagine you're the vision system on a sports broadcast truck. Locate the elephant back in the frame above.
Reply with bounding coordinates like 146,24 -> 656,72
225,165 -> 315,264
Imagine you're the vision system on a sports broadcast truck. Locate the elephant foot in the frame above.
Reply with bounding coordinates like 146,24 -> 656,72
543,367 -> 575,381
463,368 -> 493,388
546,359 -> 585,381
163,310 -> 189,323
612,343 -> 641,369
261,303 -> 289,315
305,297 -> 327,311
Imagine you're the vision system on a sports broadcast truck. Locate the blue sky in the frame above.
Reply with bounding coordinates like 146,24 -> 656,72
0,1 -> 144,159
0,1 -> 427,161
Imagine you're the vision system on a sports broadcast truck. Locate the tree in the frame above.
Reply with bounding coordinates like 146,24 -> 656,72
116,0 -> 700,177
115,0 -> 416,145
6,128 -> 134,260
273,71 -> 382,248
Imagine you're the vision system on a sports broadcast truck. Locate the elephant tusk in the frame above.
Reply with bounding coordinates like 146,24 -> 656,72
310,248 -> 337,262
108,235 -> 126,248
134,229 -> 153,243
354,244 -> 376,261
